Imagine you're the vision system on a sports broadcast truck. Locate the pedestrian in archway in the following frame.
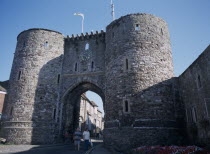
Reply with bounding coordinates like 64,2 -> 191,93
73,128 -> 82,151
83,128 -> 91,151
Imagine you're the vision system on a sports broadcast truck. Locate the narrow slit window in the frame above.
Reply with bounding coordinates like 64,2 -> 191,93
205,99 -> 210,117
112,32 -> 115,38
135,24 -> 140,31
45,41 -> 49,48
161,28 -> 163,35
91,61 -> 94,71
53,109 -> 56,120
23,41 -> 26,47
18,71 -> 22,80
75,63 -> 78,72
187,108 -> 193,122
57,74 -> 60,84
85,43 -> 89,50
10,107 -> 13,116
126,59 -> 129,70
125,100 -> 129,112
185,109 -> 189,122
197,75 -> 202,88
192,107 -> 197,122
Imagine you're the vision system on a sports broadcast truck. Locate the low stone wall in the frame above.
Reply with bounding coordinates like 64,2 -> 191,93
0,121 -> 58,144
104,127 -> 180,152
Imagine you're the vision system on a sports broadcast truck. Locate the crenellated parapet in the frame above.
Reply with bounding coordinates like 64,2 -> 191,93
65,30 -> 105,41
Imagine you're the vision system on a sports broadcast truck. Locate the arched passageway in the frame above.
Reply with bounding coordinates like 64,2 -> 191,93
60,82 -> 105,139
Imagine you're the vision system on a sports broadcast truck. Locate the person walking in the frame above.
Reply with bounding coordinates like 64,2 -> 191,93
96,127 -> 100,139
73,128 -> 82,151
83,128 -> 91,151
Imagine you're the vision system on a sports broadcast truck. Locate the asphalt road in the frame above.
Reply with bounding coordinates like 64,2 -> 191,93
4,143 -> 93,154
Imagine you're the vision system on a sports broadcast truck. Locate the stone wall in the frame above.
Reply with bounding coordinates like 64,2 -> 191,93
104,13 -> 178,151
61,31 -> 106,96
59,31 -> 106,136
1,29 -> 64,144
1,13 -> 186,151
179,45 -> 210,145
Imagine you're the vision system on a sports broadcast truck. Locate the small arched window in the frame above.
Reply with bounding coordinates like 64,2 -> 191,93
85,43 -> 89,50
135,24 -> 140,31
75,63 -> 78,72
44,41 -> 49,48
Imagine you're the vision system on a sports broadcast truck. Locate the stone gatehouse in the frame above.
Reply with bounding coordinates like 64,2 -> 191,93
1,13 -> 210,151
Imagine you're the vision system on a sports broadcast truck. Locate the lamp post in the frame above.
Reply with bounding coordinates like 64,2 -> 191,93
74,13 -> 84,33
111,0 -> 115,21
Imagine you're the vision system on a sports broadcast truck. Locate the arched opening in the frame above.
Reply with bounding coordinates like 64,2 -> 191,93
61,82 -> 105,141
85,43 -> 89,50
44,41 -> 49,49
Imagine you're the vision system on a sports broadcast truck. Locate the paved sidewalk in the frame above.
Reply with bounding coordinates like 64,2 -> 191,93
0,144 -> 67,153
90,144 -> 111,154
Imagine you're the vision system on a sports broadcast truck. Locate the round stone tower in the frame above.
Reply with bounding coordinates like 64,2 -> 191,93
104,14 -> 176,150
1,29 -> 64,144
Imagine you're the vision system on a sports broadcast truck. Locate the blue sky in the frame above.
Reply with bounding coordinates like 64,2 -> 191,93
0,0 -> 210,114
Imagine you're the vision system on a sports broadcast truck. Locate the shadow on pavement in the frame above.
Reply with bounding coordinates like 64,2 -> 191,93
7,139 -> 103,154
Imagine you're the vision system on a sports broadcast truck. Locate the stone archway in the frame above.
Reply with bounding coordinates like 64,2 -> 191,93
60,82 -> 105,138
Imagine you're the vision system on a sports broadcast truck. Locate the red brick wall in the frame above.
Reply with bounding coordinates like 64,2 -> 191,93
0,93 -> 6,113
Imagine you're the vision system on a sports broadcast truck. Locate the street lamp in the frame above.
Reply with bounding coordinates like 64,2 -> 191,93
74,13 -> 84,33
111,0 -> 115,21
